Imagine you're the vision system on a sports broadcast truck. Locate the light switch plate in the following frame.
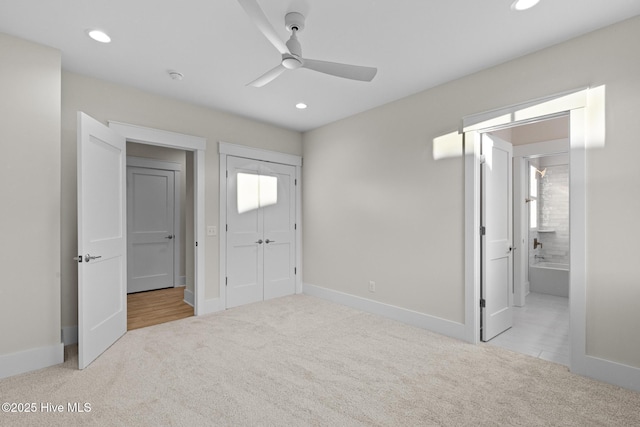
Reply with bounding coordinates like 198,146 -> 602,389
207,226 -> 217,236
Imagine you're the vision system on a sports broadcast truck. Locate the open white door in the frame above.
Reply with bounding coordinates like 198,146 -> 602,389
77,112 -> 127,369
481,133 -> 513,341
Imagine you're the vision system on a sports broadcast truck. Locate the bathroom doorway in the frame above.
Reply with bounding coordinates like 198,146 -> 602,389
487,115 -> 571,365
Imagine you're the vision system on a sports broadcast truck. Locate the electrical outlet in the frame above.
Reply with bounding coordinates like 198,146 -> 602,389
369,281 -> 376,292
207,226 -> 217,236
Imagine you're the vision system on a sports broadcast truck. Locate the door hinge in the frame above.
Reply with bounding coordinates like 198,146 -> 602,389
195,241 -> 198,247
225,277 -> 228,286
480,155 -> 486,165
295,179 -> 297,186
480,226 -> 486,236
480,299 -> 486,308
226,224 -> 228,232
294,223 -> 297,230
294,267 -> 297,275
226,170 -> 228,178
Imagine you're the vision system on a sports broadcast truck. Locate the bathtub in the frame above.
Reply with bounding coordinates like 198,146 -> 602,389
529,262 -> 569,297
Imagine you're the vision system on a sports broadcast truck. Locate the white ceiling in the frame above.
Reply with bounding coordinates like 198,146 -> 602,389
1,1 -> 639,132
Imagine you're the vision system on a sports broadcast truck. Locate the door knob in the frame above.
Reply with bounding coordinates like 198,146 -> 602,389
84,254 -> 102,262
165,235 -> 174,239
265,239 -> 275,244
255,239 -> 263,244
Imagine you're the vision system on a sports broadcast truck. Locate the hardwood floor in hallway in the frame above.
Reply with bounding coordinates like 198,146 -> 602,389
127,287 -> 193,330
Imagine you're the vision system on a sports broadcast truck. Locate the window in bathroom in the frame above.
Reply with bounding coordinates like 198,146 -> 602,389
529,164 -> 538,229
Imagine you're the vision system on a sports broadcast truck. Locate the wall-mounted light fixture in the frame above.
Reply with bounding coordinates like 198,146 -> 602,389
535,167 -> 547,178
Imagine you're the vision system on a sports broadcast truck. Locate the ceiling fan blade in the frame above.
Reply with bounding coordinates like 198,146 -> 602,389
237,0 -> 289,55
247,64 -> 287,87
302,59 -> 378,82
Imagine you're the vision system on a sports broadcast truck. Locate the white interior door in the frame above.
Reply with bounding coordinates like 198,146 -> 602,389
127,167 -> 175,293
226,158 -> 263,308
77,112 -> 127,369
226,156 -> 296,308
481,133 -> 514,341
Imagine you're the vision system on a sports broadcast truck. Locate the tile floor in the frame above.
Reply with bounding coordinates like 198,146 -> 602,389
486,292 -> 570,366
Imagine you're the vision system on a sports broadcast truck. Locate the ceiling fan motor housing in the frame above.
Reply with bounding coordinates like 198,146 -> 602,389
285,12 -> 305,32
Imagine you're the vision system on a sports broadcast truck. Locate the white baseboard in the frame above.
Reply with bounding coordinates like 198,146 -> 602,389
584,355 -> 640,393
303,283 -> 467,342
62,326 -> 78,345
183,288 -> 194,307
0,343 -> 64,380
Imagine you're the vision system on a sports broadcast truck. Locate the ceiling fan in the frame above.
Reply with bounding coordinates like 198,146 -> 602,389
237,0 -> 378,87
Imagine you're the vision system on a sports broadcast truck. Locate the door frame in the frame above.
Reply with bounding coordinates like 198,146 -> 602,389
219,142 -> 302,308
109,121 -> 207,315
127,156 -> 183,288
463,87 -> 604,377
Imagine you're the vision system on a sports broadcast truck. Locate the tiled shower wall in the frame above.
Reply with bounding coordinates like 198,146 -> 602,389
532,164 -> 570,264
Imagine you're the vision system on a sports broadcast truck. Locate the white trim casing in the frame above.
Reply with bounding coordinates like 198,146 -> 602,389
109,121 -> 206,151
219,142 -> 303,309
108,121 -> 208,316
463,131 -> 482,344
569,108 -> 587,376
0,344 -> 64,380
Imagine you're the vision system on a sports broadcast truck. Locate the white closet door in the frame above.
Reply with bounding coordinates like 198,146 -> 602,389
226,157 -> 263,308
225,156 -> 296,308
262,162 -> 296,300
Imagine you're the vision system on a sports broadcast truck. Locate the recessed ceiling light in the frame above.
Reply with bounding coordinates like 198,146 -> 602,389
511,0 -> 540,11
87,29 -> 111,43
295,103 -> 307,110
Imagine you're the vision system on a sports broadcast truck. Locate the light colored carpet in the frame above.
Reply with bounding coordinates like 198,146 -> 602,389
1,294 -> 639,426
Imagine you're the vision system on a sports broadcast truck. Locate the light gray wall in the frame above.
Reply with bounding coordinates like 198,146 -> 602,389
61,71 -> 302,328
302,16 -> 640,368
0,34 -> 61,355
